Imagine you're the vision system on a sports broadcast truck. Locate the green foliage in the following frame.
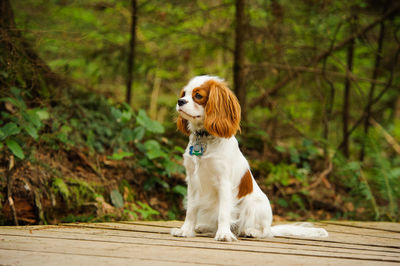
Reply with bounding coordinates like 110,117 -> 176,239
45,93 -> 184,191
364,131 -> 400,221
136,110 -> 165,134
334,129 -> 400,221
5,139 -> 24,159
110,189 -> 124,209
67,178 -> 96,206
51,176 -> 96,209
172,185 -> 187,197
108,151 -> 134,161
51,177 -> 70,200
0,88 -> 48,159
133,201 -> 160,220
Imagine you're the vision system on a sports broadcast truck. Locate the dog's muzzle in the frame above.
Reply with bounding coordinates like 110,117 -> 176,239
178,99 -> 188,106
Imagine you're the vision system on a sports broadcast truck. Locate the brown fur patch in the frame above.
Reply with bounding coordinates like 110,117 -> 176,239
203,80 -> 241,138
176,115 -> 190,136
237,169 -> 253,199
192,85 -> 210,106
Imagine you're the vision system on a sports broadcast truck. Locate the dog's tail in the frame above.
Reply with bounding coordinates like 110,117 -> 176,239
270,222 -> 328,237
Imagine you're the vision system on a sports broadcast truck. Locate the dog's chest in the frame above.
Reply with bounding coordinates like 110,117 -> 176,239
183,148 -> 222,190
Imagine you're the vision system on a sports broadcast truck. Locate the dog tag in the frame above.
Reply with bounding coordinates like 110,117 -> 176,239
189,143 -> 204,156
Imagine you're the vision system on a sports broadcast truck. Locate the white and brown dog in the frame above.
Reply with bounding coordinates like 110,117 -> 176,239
171,75 -> 328,241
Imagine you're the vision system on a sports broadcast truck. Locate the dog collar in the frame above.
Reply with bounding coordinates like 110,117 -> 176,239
189,130 -> 210,156
194,130 -> 210,137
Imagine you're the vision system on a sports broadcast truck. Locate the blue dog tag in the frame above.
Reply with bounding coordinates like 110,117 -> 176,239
189,143 -> 204,156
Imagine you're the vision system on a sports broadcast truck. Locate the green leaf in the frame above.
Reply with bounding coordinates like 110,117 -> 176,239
10,87 -> 22,98
146,149 -> 167,160
135,201 -> 159,220
144,139 -> 161,150
110,189 -> 124,208
291,194 -> 305,210
0,97 -> 23,109
24,125 -> 38,140
136,109 -> 164,134
173,146 -> 185,153
132,126 -> 145,141
289,147 -> 300,164
111,107 -> 122,121
275,145 -> 286,153
1,122 -> 20,138
36,109 -> 50,120
108,151 -> 134,160
6,139 -> 24,159
0,129 -> 5,141
144,140 -> 167,159
121,128 -> 134,142
172,185 -> 187,196
25,110 -> 41,128
276,198 -> 288,208
256,130 -> 269,138
57,125 -> 72,143
121,110 -> 132,124
164,160 -> 183,176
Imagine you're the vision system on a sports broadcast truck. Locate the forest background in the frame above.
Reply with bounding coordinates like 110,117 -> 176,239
0,0 -> 399,225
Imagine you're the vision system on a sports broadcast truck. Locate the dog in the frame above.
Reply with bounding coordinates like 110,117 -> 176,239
171,75 -> 328,241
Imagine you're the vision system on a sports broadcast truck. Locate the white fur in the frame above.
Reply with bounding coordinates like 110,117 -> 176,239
171,75 -> 328,241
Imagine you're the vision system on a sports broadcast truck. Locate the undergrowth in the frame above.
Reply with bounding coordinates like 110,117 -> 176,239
0,87 -> 186,224
334,129 -> 400,221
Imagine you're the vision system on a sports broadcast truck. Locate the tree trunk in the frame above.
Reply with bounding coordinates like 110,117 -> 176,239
360,11 -> 386,161
341,17 -> 356,158
126,0 -> 138,105
233,0 -> 246,122
0,0 -> 64,97
0,0 -> 16,29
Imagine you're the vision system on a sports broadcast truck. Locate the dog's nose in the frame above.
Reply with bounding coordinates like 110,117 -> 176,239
178,99 -> 188,106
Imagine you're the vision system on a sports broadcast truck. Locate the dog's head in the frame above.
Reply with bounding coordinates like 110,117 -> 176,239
176,75 -> 241,138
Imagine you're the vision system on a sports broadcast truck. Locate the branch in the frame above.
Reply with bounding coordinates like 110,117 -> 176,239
370,118 -> 400,155
337,44 -> 400,150
250,4 -> 400,107
246,62 -> 393,86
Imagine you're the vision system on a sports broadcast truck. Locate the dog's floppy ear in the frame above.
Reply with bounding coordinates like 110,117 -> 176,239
204,80 -> 241,138
177,115 -> 190,136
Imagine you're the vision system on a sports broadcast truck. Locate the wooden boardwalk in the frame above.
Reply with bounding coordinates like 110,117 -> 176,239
0,221 -> 399,265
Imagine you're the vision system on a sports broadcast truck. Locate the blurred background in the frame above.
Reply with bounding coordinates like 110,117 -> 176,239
0,0 -> 399,225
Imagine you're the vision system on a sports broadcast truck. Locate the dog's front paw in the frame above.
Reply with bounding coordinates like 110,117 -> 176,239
215,229 -> 237,242
171,227 -> 196,238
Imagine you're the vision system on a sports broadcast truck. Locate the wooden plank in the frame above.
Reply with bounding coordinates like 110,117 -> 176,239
0,249 -> 187,266
320,221 -> 400,234
0,232 -> 398,265
1,221 -> 400,265
314,223 -> 400,243
1,224 -> 400,263
2,227 -> 400,261
66,223 -> 400,252
3,225 -> 399,256
67,221 -> 400,248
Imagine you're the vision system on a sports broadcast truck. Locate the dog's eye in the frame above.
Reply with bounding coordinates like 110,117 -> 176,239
181,91 -> 185,97
194,93 -> 203,99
